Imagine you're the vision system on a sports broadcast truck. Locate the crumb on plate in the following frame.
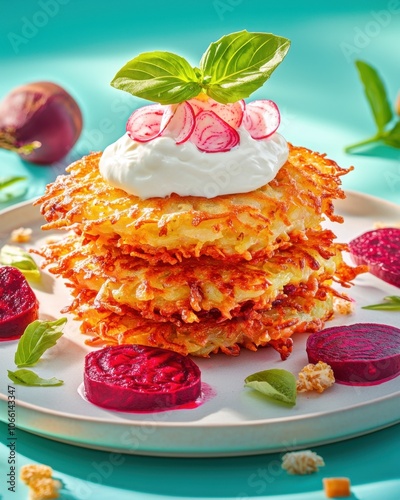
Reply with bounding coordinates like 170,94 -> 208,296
297,361 -> 335,393
333,296 -> 354,315
281,450 -> 325,475
323,477 -> 351,498
20,464 -> 61,500
10,227 -> 33,243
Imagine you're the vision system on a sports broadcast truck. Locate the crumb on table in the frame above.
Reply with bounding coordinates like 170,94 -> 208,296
20,464 -> 61,500
323,477 -> 351,498
281,450 -> 325,475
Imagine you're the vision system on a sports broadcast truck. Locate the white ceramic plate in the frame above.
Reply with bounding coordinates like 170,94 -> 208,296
0,192 -> 400,457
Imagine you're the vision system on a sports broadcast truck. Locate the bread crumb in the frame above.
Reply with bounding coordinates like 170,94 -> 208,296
297,361 -> 335,393
323,477 -> 351,497
333,296 -> 354,315
10,227 -> 33,243
20,464 -> 61,500
282,450 -> 325,475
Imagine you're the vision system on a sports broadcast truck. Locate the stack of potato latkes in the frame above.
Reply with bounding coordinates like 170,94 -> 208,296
34,145 -> 362,357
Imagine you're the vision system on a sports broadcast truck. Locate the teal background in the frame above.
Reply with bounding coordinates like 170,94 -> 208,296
1,0 -> 400,498
1,0 -> 400,206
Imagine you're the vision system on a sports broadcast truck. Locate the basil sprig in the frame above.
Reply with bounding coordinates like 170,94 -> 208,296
244,368 -> 297,406
8,318 -> 67,387
345,60 -> 400,152
7,369 -> 63,387
363,295 -> 400,311
111,31 -> 290,105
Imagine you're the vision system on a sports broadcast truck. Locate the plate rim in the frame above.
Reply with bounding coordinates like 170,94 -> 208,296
1,191 -> 400,456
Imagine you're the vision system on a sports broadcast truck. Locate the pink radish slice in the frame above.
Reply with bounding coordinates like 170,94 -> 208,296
243,100 -> 281,139
126,104 -> 165,142
191,110 -> 240,153
208,99 -> 245,128
84,344 -> 202,411
188,97 -> 245,128
349,228 -> 400,288
306,323 -> 400,386
161,102 -> 195,144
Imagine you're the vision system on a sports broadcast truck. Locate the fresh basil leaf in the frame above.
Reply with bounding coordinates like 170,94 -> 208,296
111,51 -> 202,104
355,60 -> 393,133
0,245 -> 40,279
199,30 -> 290,104
382,120 -> 400,148
14,318 -> 67,368
245,368 -> 296,406
8,369 -> 63,387
363,295 -> 400,310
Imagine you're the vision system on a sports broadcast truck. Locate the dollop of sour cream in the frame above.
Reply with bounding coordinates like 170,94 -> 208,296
99,129 -> 289,199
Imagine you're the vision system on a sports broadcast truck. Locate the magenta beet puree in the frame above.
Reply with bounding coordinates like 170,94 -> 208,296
84,344 -> 201,411
306,323 -> 400,386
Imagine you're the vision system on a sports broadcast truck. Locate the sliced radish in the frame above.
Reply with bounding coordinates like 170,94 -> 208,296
191,110 -> 240,153
349,228 -> 400,288
126,104 -> 165,142
188,97 -> 245,128
306,323 -> 400,385
243,99 -> 281,139
84,344 -> 202,411
187,98 -> 205,116
162,102 -> 195,144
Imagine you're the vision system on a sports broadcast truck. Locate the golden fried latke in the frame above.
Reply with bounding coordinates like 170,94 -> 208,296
34,228 -> 359,325
35,145 -> 351,264
67,287 -> 335,357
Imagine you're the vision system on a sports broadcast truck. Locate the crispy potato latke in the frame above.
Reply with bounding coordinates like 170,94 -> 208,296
34,145 -> 364,357
36,145 -> 350,264
34,229 -> 358,325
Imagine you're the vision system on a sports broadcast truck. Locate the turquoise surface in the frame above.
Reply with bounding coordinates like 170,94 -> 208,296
1,1 -> 400,499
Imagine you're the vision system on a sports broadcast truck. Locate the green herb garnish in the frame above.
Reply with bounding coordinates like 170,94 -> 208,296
0,176 -> 26,202
0,176 -> 26,191
7,369 -> 63,387
363,295 -> 400,311
0,245 -> 40,280
345,60 -> 400,152
14,317 -> 67,368
244,368 -> 297,406
111,30 -> 290,105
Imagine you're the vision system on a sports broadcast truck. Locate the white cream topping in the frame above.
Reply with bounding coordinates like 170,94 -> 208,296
99,129 -> 289,199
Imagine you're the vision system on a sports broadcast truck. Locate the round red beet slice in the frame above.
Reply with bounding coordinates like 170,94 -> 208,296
0,266 -> 39,340
306,323 -> 400,385
349,228 -> 400,287
84,344 -> 202,411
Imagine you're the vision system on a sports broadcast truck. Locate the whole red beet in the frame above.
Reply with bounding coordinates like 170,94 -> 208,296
0,81 -> 82,164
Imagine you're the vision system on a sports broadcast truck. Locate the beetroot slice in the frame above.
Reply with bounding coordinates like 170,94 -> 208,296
349,228 -> 400,287
84,344 -> 202,411
0,266 -> 39,340
306,323 -> 400,386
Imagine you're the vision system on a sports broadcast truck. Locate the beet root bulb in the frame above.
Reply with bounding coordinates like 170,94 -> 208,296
0,81 -> 83,164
